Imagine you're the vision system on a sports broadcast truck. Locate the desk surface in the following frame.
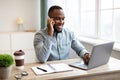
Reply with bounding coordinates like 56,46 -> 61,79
10,57 -> 120,80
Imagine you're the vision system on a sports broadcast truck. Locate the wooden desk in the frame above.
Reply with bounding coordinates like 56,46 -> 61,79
10,57 -> 120,80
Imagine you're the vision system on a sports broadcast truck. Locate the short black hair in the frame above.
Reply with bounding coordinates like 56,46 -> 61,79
48,5 -> 63,17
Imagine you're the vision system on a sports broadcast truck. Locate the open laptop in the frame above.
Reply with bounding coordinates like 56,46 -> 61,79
69,42 -> 114,70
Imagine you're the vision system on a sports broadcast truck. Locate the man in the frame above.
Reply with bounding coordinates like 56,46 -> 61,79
34,5 -> 90,64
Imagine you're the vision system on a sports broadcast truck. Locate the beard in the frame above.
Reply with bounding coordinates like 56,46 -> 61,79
53,25 -> 62,33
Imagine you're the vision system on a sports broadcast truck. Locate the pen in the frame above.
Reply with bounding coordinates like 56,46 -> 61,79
37,67 -> 47,72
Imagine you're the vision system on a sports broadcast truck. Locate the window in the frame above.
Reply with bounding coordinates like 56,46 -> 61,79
80,0 -> 96,37
47,0 -> 120,43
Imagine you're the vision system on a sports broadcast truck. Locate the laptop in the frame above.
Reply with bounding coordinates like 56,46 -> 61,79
69,42 -> 114,70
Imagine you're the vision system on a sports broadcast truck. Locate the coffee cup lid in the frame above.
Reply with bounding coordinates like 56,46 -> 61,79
14,50 -> 25,56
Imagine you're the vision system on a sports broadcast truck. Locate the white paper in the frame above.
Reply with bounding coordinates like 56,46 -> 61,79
31,63 -> 73,75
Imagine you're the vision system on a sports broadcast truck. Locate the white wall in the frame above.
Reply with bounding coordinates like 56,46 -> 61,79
0,0 -> 40,32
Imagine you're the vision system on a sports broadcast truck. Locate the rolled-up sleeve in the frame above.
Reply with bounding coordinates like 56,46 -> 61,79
71,32 -> 88,58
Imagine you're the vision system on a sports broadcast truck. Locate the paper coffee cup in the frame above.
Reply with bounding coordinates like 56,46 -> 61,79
14,50 -> 25,70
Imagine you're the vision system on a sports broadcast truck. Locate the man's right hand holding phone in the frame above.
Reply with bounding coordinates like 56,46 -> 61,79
47,18 -> 55,36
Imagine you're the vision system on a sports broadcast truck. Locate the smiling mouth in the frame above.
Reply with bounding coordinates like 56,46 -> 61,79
57,26 -> 63,30
54,25 -> 63,33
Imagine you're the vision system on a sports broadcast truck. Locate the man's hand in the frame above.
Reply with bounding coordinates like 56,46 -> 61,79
83,53 -> 91,65
47,18 -> 55,36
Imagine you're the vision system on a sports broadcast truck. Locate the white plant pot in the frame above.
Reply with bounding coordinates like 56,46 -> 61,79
0,65 -> 12,80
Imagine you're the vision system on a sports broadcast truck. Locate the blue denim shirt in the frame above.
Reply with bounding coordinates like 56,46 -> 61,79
34,28 -> 88,63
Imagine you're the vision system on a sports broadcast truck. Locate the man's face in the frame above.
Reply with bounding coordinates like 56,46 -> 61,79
50,9 -> 65,32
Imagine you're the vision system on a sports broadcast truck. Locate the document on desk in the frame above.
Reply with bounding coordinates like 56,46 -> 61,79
31,63 -> 73,75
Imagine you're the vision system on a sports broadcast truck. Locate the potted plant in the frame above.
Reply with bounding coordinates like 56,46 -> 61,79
0,53 -> 14,79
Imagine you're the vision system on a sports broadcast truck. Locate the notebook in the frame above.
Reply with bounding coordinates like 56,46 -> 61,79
69,42 -> 114,70
31,63 -> 73,75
